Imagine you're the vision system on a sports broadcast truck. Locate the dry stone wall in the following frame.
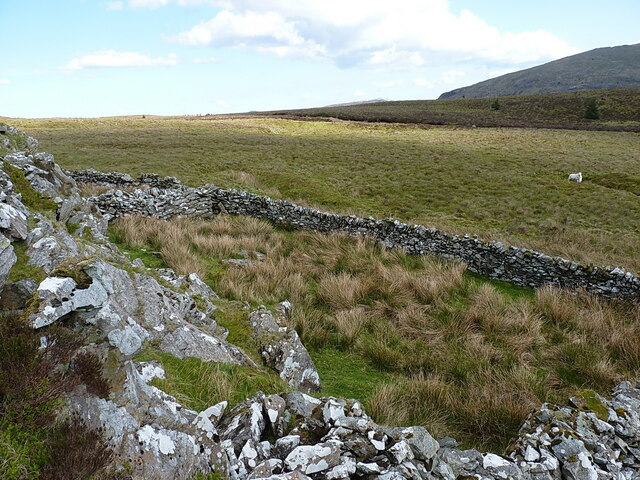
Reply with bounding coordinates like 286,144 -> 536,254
69,169 -> 640,301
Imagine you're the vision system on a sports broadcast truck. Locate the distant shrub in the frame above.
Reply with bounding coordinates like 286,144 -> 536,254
584,98 -> 601,119
491,99 -> 501,111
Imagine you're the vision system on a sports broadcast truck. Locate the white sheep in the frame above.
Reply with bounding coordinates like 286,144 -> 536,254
568,172 -> 582,183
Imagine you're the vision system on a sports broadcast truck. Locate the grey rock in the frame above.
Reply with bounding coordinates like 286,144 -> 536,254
273,436 -> 301,460
31,275 -> 109,329
247,458 -> 284,479
482,453 -> 524,479
249,306 -> 321,392
57,193 -> 83,224
0,278 -> 37,313
438,448 -> 483,477
0,234 -> 16,290
248,472 -> 311,480
160,324 -> 249,365
384,426 -> 439,461
219,394 -> 267,455
551,437 -> 600,480
284,440 -> 342,475
0,203 -> 28,240
284,391 -> 322,418
324,456 -> 356,479
26,229 -> 80,273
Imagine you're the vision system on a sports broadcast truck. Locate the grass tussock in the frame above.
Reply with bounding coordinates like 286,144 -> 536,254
111,214 -> 640,451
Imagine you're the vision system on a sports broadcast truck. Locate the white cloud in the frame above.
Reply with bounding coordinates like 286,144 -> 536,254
106,1 -> 124,10
353,90 -> 365,97
192,57 -> 220,64
161,1 -> 578,71
0,79 -> 10,85
62,51 -> 179,70
216,99 -> 230,108
365,46 -> 425,71
373,80 -> 402,88
129,0 -> 170,7
442,70 -> 465,84
413,78 -> 435,88
172,10 -> 326,58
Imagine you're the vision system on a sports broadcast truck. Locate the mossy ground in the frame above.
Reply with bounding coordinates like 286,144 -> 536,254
8,241 -> 46,284
2,162 -> 57,213
134,349 -> 288,412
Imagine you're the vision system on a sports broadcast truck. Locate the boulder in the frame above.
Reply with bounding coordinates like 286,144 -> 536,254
0,278 -> 38,313
249,305 -> 321,392
32,275 -> 109,329
0,234 -> 16,290
284,440 -> 342,475
219,394 -> 267,456
25,223 -> 81,273
0,203 -> 28,240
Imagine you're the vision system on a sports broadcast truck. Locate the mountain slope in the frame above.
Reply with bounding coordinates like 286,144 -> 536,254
439,43 -> 640,99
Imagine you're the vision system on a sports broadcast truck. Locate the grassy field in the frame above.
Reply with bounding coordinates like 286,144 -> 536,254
267,88 -> 640,131
110,214 -> 640,452
7,114 -> 640,273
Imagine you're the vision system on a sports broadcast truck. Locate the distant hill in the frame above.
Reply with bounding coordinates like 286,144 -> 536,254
264,88 -> 640,132
324,98 -> 388,107
439,43 -> 640,99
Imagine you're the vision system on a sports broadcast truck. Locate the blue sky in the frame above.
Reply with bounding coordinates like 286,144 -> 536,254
1,0 -> 638,117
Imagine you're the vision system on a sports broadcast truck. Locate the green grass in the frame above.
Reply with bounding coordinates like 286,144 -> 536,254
212,299 -> 264,365
0,130 -> 32,157
107,230 -> 167,269
311,347 -> 396,402
134,349 -> 288,412
8,241 -> 46,284
9,113 -> 640,274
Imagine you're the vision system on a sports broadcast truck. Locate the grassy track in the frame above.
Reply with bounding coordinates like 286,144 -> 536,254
8,115 -> 640,272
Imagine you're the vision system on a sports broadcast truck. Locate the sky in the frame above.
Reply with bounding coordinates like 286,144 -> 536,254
1,0 -> 639,118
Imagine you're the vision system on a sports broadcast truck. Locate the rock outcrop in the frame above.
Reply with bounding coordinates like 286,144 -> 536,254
249,304 -> 321,393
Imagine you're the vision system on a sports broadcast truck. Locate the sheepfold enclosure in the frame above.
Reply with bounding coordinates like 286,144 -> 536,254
110,213 -> 640,451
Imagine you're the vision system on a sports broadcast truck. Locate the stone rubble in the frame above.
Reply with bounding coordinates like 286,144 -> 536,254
68,169 -> 640,301
3,129 -> 640,479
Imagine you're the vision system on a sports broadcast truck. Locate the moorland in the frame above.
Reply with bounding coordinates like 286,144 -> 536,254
3,89 -> 640,453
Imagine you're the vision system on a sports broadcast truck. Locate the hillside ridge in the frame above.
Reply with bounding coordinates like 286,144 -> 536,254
439,43 -> 640,99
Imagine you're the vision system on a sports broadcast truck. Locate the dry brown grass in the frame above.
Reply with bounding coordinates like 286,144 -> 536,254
535,285 -> 581,326
110,213 -> 640,452
218,257 -> 308,304
317,273 -> 368,311
226,170 -> 281,197
330,307 -> 370,347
